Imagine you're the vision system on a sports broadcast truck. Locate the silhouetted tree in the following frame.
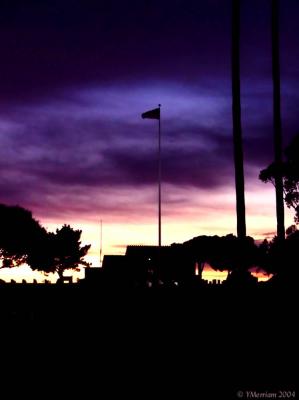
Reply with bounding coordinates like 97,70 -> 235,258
184,234 -> 258,282
255,239 -> 271,273
207,234 -> 259,286
257,225 -> 299,282
208,234 -> 257,275
0,204 -> 91,280
260,133 -> 299,224
27,225 -> 91,279
0,204 -> 46,269
183,235 -> 219,279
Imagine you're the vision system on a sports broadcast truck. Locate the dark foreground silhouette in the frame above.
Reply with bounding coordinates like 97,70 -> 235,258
1,282 -> 296,398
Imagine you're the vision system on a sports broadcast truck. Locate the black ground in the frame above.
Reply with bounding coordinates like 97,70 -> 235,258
1,284 -> 297,398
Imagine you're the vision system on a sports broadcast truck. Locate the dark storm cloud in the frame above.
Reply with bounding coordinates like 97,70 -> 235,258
0,0 -> 298,103
0,0 -> 232,102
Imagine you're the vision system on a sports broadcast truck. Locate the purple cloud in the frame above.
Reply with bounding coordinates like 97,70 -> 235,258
0,0 -> 298,230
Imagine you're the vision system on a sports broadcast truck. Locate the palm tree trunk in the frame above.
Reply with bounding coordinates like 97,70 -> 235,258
232,0 -> 246,239
199,262 -> 205,280
272,0 -> 285,241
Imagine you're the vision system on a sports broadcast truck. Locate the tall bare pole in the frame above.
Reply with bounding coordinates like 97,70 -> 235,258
141,105 -> 162,248
158,104 -> 162,248
272,0 -> 285,241
232,0 -> 246,238
100,219 -> 103,267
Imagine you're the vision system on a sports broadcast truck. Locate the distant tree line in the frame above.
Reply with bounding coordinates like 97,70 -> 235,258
0,204 -> 90,279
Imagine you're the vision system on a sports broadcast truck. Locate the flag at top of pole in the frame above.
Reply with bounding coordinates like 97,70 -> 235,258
141,106 -> 160,120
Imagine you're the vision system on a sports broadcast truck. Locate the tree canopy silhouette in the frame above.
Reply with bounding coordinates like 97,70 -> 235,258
0,204 -> 46,268
260,133 -> 299,224
183,235 -> 217,279
0,204 -> 91,279
27,225 -> 91,279
208,234 -> 257,275
183,234 -> 258,278
256,225 -> 299,281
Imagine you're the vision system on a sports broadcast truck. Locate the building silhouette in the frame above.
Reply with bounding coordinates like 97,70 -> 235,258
84,244 -> 196,288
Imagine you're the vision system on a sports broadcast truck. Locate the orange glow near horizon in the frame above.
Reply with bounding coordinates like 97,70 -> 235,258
201,265 -> 272,282
0,258 -> 272,284
0,182 -> 294,283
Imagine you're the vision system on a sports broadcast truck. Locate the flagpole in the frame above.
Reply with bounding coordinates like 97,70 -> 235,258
158,104 -> 162,248
141,105 -> 162,249
100,219 -> 103,267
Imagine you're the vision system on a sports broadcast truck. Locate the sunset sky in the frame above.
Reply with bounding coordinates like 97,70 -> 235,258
0,0 -> 298,282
